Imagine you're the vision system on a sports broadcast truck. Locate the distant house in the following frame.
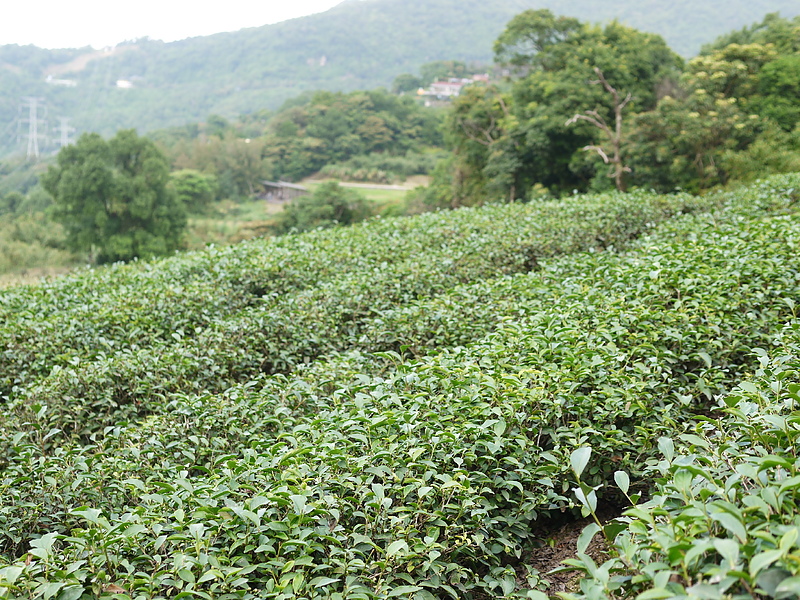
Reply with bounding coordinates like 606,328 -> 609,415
428,78 -> 471,97
45,75 -> 77,87
417,75 -> 491,105
260,181 -> 309,202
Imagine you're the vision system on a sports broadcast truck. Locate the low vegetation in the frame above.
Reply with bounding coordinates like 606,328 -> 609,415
319,153 -> 444,185
1,175 -> 799,599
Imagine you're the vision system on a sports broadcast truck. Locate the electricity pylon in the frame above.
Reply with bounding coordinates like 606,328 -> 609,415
54,116 -> 75,150
19,96 -> 47,160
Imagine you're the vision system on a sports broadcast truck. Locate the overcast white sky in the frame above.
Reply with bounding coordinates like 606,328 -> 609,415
0,0 -> 345,49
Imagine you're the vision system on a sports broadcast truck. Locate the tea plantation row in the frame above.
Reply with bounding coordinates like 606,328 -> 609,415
1,175 -> 799,599
565,322 -> 800,600
1,191 -> 712,441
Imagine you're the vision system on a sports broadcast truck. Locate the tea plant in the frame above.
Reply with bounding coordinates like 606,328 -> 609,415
1,189 -> 712,441
1,176 -> 799,598
0,178 -> 800,600
562,322 -> 800,599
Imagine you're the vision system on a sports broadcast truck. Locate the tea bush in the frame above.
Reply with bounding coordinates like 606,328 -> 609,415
1,189 -> 711,440
0,176 -> 799,598
562,322 -> 800,600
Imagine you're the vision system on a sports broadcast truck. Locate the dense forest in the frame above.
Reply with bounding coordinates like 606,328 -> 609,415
0,0 -> 798,158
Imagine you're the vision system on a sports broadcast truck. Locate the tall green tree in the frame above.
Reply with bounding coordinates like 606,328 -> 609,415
439,10 -> 681,202
170,169 -> 218,213
625,38 -> 799,192
622,14 -> 800,192
42,130 -> 186,264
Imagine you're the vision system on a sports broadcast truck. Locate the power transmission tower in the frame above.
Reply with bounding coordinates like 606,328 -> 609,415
54,116 -> 75,151
19,96 -> 47,160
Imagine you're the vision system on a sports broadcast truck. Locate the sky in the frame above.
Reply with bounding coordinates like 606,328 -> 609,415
0,0 -> 345,49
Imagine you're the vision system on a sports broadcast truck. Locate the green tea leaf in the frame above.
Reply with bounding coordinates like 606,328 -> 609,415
386,540 -> 408,558
577,523 -> 601,555
570,446 -> 592,478
614,470 -> 630,495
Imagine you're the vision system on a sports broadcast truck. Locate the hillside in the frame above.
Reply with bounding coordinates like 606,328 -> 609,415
1,175 -> 800,597
0,0 -> 798,158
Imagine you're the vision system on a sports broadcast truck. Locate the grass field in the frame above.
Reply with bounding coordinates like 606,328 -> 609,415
302,178 -> 424,212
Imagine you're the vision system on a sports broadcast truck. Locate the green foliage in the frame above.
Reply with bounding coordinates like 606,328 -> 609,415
158,88 -> 442,191
441,11 -> 681,201
0,192 -> 23,216
392,73 -> 422,94
1,176 -> 799,598
41,130 -> 187,264
0,157 -> 44,199
443,83 -> 519,205
274,181 -> 371,233
170,133 -> 272,200
563,320 -> 800,599
262,89 -> 444,182
440,10 -> 800,200
0,162 -> 74,276
0,187 -> 711,442
754,53 -> 800,131
169,169 -> 218,213
624,35 -> 800,192
721,123 -> 800,182
703,12 -> 800,54
320,152 -> 442,184
493,9 -> 582,67
0,212 -> 75,276
627,94 -> 759,193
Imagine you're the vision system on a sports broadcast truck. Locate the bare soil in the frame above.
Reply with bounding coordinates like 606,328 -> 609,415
524,506 -> 621,595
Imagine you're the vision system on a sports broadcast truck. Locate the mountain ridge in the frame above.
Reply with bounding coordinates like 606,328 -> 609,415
0,0 -> 797,158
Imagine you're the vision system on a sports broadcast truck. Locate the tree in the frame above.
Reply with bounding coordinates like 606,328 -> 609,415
625,42 -> 773,192
626,95 -> 757,192
392,73 -> 422,94
755,54 -> 800,131
443,83 -> 520,205
438,10 -> 681,201
493,9 -> 581,68
261,89 -> 443,182
566,68 -> 633,191
702,13 -> 800,55
42,130 -> 187,264
170,169 -> 217,213
0,191 -> 23,216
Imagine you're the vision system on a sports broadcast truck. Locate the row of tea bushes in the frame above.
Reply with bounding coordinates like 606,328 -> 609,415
1,177 -> 799,598
564,322 -> 800,600
2,190 -> 714,440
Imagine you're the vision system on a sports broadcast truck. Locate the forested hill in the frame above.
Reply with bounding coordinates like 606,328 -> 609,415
0,0 -> 797,157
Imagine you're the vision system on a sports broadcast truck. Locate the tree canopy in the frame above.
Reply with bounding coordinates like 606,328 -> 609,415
430,10 -> 800,202
435,10 -> 681,204
42,130 -> 186,264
